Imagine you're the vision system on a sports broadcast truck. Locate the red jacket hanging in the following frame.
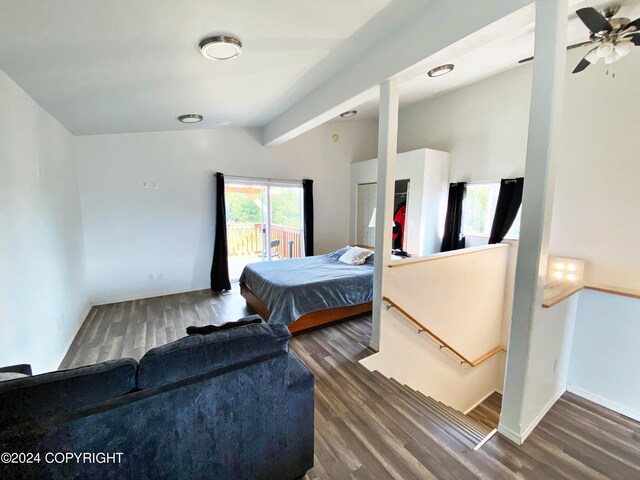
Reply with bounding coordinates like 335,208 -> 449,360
392,202 -> 406,250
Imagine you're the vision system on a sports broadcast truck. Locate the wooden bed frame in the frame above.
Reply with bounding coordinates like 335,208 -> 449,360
240,283 -> 372,334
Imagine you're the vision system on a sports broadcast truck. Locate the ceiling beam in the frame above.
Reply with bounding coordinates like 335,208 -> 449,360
262,0 -> 532,147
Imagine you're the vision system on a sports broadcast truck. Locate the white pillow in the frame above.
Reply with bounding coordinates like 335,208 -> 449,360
338,246 -> 373,266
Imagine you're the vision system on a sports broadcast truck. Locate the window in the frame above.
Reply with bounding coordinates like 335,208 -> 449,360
225,179 -> 304,281
463,183 -> 520,239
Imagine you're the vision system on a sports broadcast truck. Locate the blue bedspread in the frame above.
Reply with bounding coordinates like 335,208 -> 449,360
239,248 -> 374,326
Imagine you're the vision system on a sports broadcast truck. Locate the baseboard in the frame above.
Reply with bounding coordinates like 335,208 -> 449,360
497,423 -> 522,445
464,389 -> 497,415
498,385 -> 566,445
91,286 -> 211,306
567,385 -> 640,422
520,385 -> 567,443
56,304 -> 92,370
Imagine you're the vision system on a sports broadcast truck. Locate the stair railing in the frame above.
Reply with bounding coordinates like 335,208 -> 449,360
382,296 -> 506,367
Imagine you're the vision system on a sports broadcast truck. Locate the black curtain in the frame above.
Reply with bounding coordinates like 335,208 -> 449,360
441,182 -> 467,252
488,177 -> 524,244
210,172 -> 231,291
302,179 -> 314,256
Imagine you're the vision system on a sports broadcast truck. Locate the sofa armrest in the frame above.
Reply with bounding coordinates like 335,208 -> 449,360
286,352 -> 314,391
0,364 -> 32,376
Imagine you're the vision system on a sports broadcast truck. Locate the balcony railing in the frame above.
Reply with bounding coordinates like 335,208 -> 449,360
227,223 -> 302,259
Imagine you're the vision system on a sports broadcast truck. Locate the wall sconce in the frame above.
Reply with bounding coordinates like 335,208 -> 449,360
547,256 -> 585,283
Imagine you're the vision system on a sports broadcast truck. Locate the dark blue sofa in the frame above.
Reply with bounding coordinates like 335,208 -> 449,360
0,316 -> 314,479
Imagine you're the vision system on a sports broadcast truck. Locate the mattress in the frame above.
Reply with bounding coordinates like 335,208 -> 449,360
239,248 -> 374,326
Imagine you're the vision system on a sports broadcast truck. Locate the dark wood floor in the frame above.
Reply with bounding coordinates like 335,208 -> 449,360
60,286 -> 253,368
468,392 -> 503,430
61,288 -> 640,479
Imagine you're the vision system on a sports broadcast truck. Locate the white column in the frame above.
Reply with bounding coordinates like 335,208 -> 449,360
499,0 -> 568,444
370,78 -> 399,350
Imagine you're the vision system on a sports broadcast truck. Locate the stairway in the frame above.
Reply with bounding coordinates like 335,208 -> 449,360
369,370 -> 495,451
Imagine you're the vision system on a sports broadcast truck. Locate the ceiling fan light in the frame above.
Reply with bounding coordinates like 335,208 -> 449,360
615,40 -> 633,57
597,42 -> 614,58
604,51 -> 621,64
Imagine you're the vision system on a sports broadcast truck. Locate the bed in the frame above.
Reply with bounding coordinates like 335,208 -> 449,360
239,247 -> 374,333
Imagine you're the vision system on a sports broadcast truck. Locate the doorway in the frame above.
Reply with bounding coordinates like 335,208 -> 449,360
225,179 -> 304,281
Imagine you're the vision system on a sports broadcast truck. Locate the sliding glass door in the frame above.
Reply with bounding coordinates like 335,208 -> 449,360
225,179 -> 303,281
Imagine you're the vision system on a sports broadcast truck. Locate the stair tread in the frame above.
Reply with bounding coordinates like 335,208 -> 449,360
373,371 -> 490,448
403,388 -> 489,441
369,372 -> 483,449
408,387 -> 492,430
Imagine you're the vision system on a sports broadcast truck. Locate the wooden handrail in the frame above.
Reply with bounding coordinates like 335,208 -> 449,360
387,244 -> 509,269
382,296 -> 506,367
543,281 -> 640,308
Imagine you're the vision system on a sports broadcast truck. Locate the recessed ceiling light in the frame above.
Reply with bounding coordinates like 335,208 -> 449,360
199,35 -> 243,61
178,114 -> 203,123
340,110 -> 357,118
427,64 -> 454,77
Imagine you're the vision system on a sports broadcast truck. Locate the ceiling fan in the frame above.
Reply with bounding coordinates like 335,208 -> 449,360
518,4 -> 640,73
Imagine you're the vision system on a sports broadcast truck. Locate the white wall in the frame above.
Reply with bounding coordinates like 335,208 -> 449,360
76,122 -> 378,304
361,244 -> 510,412
0,70 -> 88,373
551,54 -> 640,290
396,48 -> 640,290
515,294 -> 578,441
568,290 -> 640,421
398,66 -> 532,183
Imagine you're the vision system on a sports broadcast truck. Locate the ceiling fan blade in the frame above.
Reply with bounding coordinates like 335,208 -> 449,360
518,41 -> 593,64
624,17 -> 640,32
576,7 -> 613,33
572,58 -> 591,74
567,41 -> 593,50
572,46 -> 599,74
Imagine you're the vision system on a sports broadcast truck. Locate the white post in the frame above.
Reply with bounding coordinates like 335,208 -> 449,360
371,78 -> 399,350
499,0 -> 568,444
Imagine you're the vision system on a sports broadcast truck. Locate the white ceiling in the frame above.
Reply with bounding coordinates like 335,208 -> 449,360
337,0 -> 640,121
1,1 -> 638,135
0,0 -> 427,135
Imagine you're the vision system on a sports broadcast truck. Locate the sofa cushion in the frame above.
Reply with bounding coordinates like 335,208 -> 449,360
0,358 -> 137,427
186,314 -> 263,335
138,322 -> 291,390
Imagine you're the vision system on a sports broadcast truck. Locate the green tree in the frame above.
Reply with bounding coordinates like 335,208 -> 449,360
271,188 -> 301,228
226,193 -> 262,224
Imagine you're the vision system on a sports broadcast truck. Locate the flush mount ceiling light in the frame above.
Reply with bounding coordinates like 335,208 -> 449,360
340,110 -> 357,118
427,64 -> 455,77
199,35 -> 243,61
178,114 -> 203,123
